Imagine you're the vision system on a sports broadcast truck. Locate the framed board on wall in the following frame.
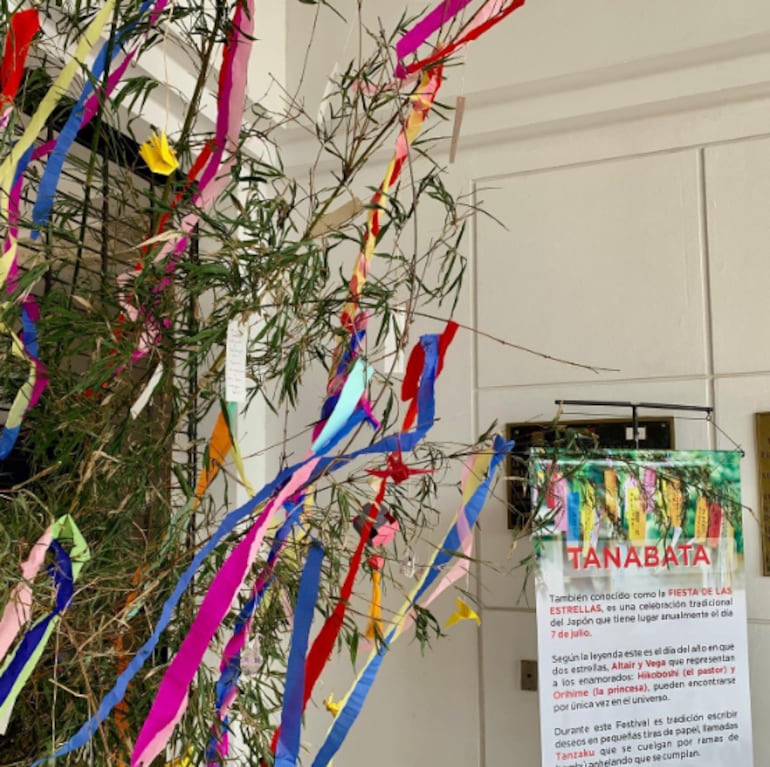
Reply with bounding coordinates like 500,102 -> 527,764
505,418 -> 675,529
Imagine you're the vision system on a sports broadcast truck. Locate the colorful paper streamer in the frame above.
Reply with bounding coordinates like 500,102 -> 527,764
265,480 -> 388,764
130,362 -> 373,766
206,500 -> 305,763
0,515 -> 90,734
39,331 -> 440,765
308,434 -> 511,767
397,0 -> 527,78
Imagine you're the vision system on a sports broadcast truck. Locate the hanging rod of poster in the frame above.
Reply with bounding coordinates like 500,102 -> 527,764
531,450 -> 753,767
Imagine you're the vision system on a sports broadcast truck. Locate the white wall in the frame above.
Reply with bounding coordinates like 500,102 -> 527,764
279,3 -> 770,767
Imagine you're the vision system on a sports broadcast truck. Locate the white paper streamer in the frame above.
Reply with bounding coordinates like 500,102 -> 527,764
130,363 -> 164,420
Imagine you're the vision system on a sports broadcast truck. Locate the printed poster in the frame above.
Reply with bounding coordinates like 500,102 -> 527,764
532,450 -> 753,767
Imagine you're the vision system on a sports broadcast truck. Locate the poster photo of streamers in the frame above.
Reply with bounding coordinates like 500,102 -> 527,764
531,451 -> 753,767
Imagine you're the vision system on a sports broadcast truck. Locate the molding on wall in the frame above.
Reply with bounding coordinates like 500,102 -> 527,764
280,31 -> 770,173
461,30 -> 770,145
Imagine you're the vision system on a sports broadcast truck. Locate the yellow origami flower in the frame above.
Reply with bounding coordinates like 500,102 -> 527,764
139,131 -> 179,175
324,693 -> 342,717
445,597 -> 481,629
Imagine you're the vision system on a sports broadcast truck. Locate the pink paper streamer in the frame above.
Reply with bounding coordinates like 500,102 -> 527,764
132,456 -> 320,767
395,0 -> 476,77
391,452 -> 487,641
0,526 -> 54,661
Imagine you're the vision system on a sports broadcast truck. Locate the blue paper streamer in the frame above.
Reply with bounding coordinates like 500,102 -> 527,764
0,424 -> 21,461
0,540 -> 73,706
31,0 -> 155,238
311,360 -> 372,452
20,301 -> 39,359
274,543 -> 325,767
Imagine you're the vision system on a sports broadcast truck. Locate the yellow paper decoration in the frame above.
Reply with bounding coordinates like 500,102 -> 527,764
324,693 -> 341,717
139,131 -> 179,175
445,597 -> 480,629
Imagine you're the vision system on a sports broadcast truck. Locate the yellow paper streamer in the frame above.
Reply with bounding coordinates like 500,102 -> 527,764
626,485 -> 645,544
0,0 -> 116,289
695,496 -> 709,541
580,481 -> 595,556
663,478 -> 682,528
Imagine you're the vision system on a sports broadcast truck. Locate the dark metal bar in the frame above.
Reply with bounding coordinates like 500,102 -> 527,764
555,398 -> 713,448
555,399 -> 713,414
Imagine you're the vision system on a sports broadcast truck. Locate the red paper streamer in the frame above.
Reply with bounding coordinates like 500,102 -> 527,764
1,9 -> 40,107
402,320 -> 458,430
403,0 -> 526,77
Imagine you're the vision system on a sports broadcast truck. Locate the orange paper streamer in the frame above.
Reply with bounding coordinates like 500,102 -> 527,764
365,568 -> 383,642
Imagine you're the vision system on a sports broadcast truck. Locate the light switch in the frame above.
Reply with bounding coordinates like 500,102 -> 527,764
521,659 -> 538,692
